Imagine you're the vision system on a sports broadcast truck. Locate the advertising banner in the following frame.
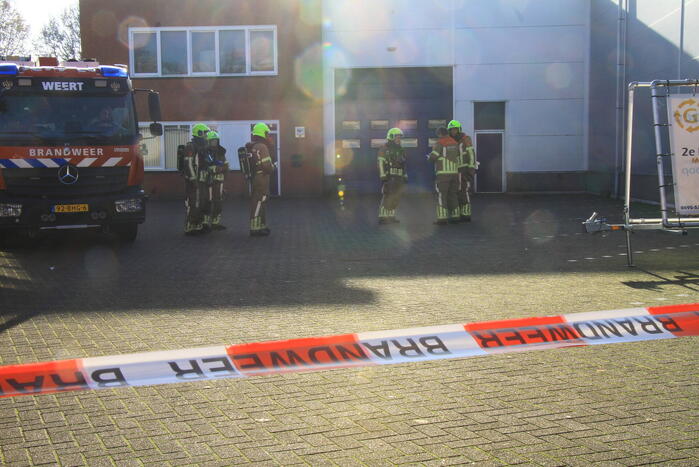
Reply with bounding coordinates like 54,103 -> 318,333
668,95 -> 699,215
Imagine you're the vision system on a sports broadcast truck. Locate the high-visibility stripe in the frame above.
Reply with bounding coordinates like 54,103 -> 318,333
0,304 -> 696,398
13,158 -> 33,168
24,158 -> 46,168
102,157 -> 122,167
38,158 -> 60,168
0,157 -> 130,168
0,159 -> 19,168
77,158 -> 97,167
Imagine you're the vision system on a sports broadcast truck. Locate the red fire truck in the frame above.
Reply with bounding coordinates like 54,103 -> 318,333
0,57 -> 162,244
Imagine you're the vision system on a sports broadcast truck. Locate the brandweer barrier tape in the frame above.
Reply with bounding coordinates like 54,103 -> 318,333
0,303 -> 697,398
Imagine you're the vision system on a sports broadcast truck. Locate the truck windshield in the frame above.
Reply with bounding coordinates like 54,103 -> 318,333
0,93 -> 137,145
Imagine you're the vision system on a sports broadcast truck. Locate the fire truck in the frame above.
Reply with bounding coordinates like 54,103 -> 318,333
0,57 -> 162,244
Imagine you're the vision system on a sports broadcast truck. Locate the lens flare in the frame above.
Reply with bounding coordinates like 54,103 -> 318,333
118,16 -> 149,50
294,43 -> 323,102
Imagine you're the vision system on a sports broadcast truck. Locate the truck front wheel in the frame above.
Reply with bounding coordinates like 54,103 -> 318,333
112,223 -> 138,243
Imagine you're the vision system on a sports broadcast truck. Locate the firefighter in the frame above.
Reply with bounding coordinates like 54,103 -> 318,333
448,120 -> 477,222
183,123 -> 210,235
205,130 -> 228,230
248,122 -> 275,237
377,127 -> 407,224
429,127 -> 460,224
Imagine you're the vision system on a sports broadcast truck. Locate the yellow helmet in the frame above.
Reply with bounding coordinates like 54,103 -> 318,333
387,127 -> 403,140
192,123 -> 210,137
252,122 -> 271,138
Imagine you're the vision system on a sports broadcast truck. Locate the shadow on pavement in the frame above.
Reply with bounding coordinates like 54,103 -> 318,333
622,269 -> 699,292
0,194 -> 697,329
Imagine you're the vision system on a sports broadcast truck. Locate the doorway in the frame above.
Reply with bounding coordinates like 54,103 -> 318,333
473,102 -> 505,193
474,132 -> 504,193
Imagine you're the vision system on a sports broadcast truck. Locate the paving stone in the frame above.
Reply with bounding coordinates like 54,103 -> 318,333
0,196 -> 697,465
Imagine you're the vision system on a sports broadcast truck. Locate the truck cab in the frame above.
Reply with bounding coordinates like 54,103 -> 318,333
0,57 -> 162,244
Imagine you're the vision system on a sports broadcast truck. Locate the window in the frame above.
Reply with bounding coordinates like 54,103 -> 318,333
371,139 -> 385,148
342,139 -> 360,149
398,120 -> 418,130
474,102 -> 506,130
371,120 -> 389,130
141,121 -> 278,171
140,126 -> 163,169
161,31 -> 187,75
191,32 -> 215,73
133,32 -> 157,74
402,138 -> 418,148
0,94 -> 137,146
164,125 -> 190,169
428,119 -> 446,129
342,121 -> 360,131
219,30 -> 246,74
130,26 -> 278,77
250,30 -> 275,72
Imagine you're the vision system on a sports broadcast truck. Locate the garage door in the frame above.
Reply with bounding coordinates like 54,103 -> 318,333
335,67 -> 453,194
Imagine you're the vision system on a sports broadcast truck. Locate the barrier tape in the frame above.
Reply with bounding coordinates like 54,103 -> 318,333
0,303 -> 697,398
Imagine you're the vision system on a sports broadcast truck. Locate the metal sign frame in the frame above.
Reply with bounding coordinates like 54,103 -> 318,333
584,79 -> 699,266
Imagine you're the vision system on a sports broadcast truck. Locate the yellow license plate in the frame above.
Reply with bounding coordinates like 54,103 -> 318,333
53,204 -> 89,213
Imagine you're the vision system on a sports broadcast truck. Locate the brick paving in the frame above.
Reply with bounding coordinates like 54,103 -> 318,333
0,194 -> 698,465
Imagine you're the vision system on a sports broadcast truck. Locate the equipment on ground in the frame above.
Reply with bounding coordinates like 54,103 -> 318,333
584,79 -> 699,265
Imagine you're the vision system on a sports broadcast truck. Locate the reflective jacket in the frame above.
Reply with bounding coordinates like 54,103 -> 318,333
206,146 -> 229,183
429,136 -> 460,174
249,136 -> 275,176
454,133 -> 476,170
378,141 -> 407,179
183,137 -> 208,183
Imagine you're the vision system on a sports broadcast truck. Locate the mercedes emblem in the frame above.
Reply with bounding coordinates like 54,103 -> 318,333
58,164 -> 79,185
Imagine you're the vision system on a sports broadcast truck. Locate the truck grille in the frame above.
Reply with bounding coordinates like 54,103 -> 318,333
2,167 -> 130,197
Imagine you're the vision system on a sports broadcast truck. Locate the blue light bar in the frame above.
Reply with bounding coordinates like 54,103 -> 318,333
98,66 -> 127,78
0,63 -> 19,76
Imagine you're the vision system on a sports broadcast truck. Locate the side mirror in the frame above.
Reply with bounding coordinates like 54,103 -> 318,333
150,122 -> 163,136
148,92 -> 162,122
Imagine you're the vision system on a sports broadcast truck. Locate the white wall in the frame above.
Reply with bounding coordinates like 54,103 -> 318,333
589,0 -> 699,193
322,0 -> 590,177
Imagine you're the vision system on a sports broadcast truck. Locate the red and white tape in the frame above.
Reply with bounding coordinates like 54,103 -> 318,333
1,303 -> 697,398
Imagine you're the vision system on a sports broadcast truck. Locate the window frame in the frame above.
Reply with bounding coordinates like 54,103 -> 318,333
131,31 -> 159,76
189,30 -> 217,76
129,25 -> 278,78
160,30 -> 189,77
139,119 -> 280,171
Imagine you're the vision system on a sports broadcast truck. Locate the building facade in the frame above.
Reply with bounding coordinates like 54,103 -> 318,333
80,0 -> 324,197
589,0 -> 699,200
79,0 -> 697,200
322,0 -> 590,194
